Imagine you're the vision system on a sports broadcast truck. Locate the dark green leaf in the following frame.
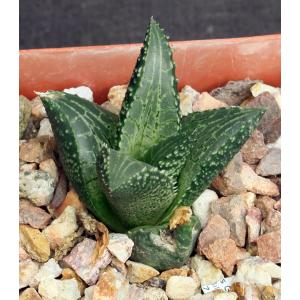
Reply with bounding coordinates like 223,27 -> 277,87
155,107 -> 265,224
39,91 -> 126,232
117,17 -> 180,159
98,145 -> 176,228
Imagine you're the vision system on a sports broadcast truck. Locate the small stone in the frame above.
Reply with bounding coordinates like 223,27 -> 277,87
166,276 -> 197,299
126,260 -> 160,283
190,255 -> 224,286
214,292 -> 238,300
19,259 -> 40,289
257,231 -> 281,263
31,258 -> 62,287
261,286 -> 280,300
50,172 -> 68,209
256,148 -> 281,176
240,130 -> 268,164
107,233 -> 134,263
39,158 -> 58,184
55,188 -> 85,217
169,206 -> 192,229
245,207 -> 262,243
20,225 -> 50,262
19,95 -> 32,139
202,238 -> 238,276
19,137 -> 54,163
43,206 -> 78,249
211,195 -> 248,247
20,287 -> 42,300
93,266 -> 130,299
234,256 -> 281,286
192,189 -> 219,228
107,84 -> 127,111
38,278 -> 81,300
179,85 -> 199,116
19,170 -> 56,206
242,92 -> 281,144
63,238 -> 111,285
31,96 -> 47,119
159,268 -> 188,281
210,79 -> 260,106
193,92 -> 228,112
143,287 -> 168,300
64,86 -> 94,101
62,268 -> 87,296
197,215 -> 230,252
38,118 -> 54,137
261,209 -> 281,234
213,154 -> 279,197
19,199 -> 52,229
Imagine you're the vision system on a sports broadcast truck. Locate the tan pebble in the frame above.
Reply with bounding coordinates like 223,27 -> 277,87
166,276 -> 197,299
20,225 -> 50,262
107,84 -> 127,110
126,261 -> 160,283
192,91 -> 228,112
43,205 -> 78,250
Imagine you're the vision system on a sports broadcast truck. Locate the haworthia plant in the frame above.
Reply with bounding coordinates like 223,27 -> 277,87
40,17 -> 265,270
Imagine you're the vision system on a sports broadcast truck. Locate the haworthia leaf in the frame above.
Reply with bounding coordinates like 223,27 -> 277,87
117,17 -> 180,160
97,146 -> 176,228
128,216 -> 201,271
157,107 -> 265,224
39,91 -> 126,232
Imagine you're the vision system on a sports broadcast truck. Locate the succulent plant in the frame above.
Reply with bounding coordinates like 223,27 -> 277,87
39,18 -> 264,270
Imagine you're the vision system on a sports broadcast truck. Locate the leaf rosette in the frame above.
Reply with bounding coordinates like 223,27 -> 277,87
40,18 -> 264,270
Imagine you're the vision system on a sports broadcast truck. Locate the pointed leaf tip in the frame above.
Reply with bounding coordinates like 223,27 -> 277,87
117,14 -> 180,159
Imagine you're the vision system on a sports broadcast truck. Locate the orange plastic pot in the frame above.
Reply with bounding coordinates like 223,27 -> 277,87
20,34 -> 280,104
